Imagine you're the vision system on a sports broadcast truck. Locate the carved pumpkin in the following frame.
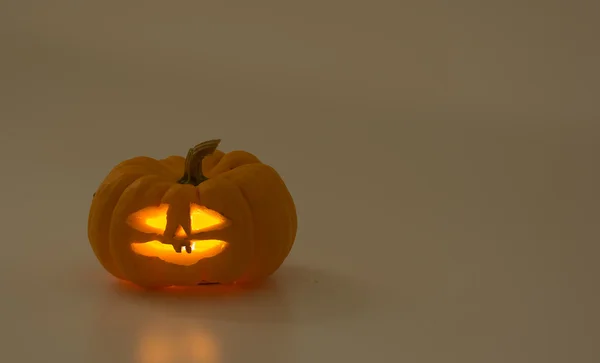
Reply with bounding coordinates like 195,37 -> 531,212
88,139 -> 297,288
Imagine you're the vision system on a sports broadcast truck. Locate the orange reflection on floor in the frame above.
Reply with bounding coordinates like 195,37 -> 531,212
136,324 -> 220,363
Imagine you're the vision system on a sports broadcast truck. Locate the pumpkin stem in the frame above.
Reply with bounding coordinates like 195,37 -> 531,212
178,139 -> 221,185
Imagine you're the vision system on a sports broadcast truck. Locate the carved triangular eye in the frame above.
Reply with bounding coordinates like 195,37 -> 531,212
188,204 -> 229,233
127,203 -> 228,235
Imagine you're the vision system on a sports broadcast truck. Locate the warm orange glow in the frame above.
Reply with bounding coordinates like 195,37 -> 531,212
127,203 -> 228,236
131,240 -> 228,266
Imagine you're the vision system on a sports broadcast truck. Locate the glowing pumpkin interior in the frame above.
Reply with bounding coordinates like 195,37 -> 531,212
127,203 -> 229,266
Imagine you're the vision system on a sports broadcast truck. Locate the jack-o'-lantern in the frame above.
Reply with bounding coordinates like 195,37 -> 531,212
88,139 -> 297,288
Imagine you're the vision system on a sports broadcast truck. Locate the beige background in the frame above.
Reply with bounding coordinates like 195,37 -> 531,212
1,1 -> 599,362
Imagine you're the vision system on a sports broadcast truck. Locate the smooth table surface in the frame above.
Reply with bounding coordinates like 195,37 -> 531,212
1,1 -> 599,362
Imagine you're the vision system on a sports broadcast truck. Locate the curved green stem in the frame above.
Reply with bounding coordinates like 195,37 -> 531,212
178,139 -> 221,185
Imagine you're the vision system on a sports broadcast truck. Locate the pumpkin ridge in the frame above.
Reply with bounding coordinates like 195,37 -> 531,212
110,158 -> 170,182
225,181 -> 260,280
220,164 -> 295,282
159,156 -> 186,177
89,171 -> 151,280
89,157 -> 173,279
264,165 -> 297,277
269,165 -> 297,263
201,150 -> 225,178
205,151 -> 261,178
196,174 -> 258,281
229,180 -> 256,281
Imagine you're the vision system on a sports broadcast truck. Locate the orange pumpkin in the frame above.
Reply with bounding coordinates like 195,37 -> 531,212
88,139 -> 297,288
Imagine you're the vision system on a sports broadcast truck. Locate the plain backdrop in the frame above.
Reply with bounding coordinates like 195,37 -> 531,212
0,1 -> 599,363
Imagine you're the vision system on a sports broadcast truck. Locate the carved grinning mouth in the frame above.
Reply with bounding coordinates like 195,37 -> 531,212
131,239 -> 228,266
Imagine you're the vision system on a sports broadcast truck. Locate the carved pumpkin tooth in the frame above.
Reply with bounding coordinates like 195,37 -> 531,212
185,245 -> 192,253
